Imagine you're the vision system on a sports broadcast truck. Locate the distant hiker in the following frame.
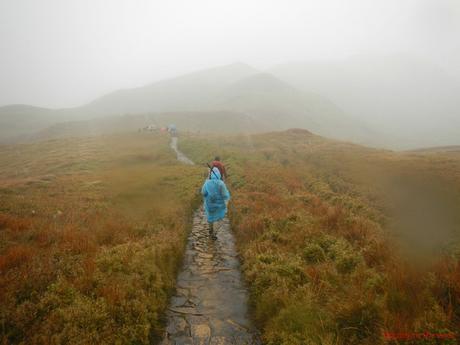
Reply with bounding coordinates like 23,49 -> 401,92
168,124 -> 177,137
211,156 -> 227,180
201,167 -> 230,239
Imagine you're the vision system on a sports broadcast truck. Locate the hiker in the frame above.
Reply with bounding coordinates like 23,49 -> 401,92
201,167 -> 230,239
211,156 -> 227,180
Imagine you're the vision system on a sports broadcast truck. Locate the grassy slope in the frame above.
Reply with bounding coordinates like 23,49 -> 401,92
29,111 -> 257,142
180,129 -> 460,345
0,133 -> 202,344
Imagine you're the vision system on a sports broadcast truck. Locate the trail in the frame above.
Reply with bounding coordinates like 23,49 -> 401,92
170,137 -> 194,165
162,138 -> 260,345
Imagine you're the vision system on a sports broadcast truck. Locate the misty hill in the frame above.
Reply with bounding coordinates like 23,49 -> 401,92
0,62 -> 373,145
0,105 -> 62,142
210,73 -> 374,141
29,111 -> 257,141
82,62 -> 259,115
71,67 -> 373,143
0,63 -> 258,142
409,145 -> 460,153
270,54 -> 460,149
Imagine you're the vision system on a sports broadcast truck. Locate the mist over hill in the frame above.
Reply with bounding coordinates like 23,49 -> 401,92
0,105 -> 61,142
0,62 -> 373,145
82,62 -> 259,115
270,54 -> 460,149
29,111 -> 257,142
0,57 -> 458,149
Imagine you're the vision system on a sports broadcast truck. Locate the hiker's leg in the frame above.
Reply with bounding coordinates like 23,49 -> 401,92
208,222 -> 217,240
213,219 -> 222,232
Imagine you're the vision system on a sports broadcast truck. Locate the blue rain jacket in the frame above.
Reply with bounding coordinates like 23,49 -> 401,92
201,167 -> 230,223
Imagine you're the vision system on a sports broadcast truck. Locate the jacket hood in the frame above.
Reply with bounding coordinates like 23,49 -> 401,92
209,167 -> 221,180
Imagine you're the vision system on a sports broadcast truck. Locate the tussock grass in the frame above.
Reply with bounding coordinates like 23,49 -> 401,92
0,132 -> 202,344
181,129 -> 460,345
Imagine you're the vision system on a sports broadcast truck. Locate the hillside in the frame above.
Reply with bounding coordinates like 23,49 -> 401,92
409,145 -> 460,153
0,63 -> 260,143
82,62 -> 259,115
2,128 -> 460,344
211,73 -> 375,143
28,111 -> 257,141
1,57 -> 459,149
0,132 -> 202,344
0,105 -> 62,142
0,63 -> 373,146
180,129 -> 460,344
270,54 -> 460,149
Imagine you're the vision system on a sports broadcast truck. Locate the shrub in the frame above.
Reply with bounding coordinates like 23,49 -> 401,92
336,301 -> 383,344
336,254 -> 361,274
302,243 -> 326,264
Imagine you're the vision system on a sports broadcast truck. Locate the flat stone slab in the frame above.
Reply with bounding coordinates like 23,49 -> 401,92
191,324 -> 211,345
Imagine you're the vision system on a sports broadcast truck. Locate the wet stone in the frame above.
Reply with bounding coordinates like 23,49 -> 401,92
191,324 -> 211,345
175,288 -> 189,297
172,336 -> 193,345
166,316 -> 188,335
186,315 -> 208,325
169,306 -> 202,315
187,296 -> 200,306
162,211 -> 261,344
209,337 -> 232,345
171,296 -> 188,307
198,253 -> 213,259
162,141 -> 260,345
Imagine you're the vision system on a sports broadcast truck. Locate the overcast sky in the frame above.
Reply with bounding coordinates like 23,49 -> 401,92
0,0 -> 459,108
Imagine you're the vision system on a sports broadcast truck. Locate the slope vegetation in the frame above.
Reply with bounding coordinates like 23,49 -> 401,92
181,129 -> 460,344
0,133 -> 202,344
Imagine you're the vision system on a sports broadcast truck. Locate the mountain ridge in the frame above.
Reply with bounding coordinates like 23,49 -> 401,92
2,56 -> 457,149
0,62 -> 371,145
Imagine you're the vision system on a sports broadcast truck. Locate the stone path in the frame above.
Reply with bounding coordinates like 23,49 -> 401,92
170,137 -> 194,165
162,138 -> 260,345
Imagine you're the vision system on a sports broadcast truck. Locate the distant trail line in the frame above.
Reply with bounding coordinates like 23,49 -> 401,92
170,137 -> 194,165
162,137 -> 260,345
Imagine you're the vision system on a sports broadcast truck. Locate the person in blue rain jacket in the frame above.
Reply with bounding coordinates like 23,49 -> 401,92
201,167 -> 230,239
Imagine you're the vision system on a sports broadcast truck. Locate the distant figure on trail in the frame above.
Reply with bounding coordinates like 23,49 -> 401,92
167,124 -> 177,137
211,156 -> 227,180
201,167 -> 230,239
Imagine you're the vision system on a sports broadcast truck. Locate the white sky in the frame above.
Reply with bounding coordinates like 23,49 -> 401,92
0,0 -> 459,108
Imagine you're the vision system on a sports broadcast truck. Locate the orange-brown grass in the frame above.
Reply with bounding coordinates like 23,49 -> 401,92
181,129 -> 460,345
0,132 -> 202,344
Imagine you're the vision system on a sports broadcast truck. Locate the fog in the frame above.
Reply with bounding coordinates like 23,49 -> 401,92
1,0 -> 459,108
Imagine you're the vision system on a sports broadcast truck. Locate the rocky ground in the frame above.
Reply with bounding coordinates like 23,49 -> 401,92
161,208 -> 260,345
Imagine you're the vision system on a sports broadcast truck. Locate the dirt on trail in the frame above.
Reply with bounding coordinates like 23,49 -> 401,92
162,138 -> 260,345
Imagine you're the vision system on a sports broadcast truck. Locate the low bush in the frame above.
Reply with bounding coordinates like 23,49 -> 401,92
182,130 -> 460,344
